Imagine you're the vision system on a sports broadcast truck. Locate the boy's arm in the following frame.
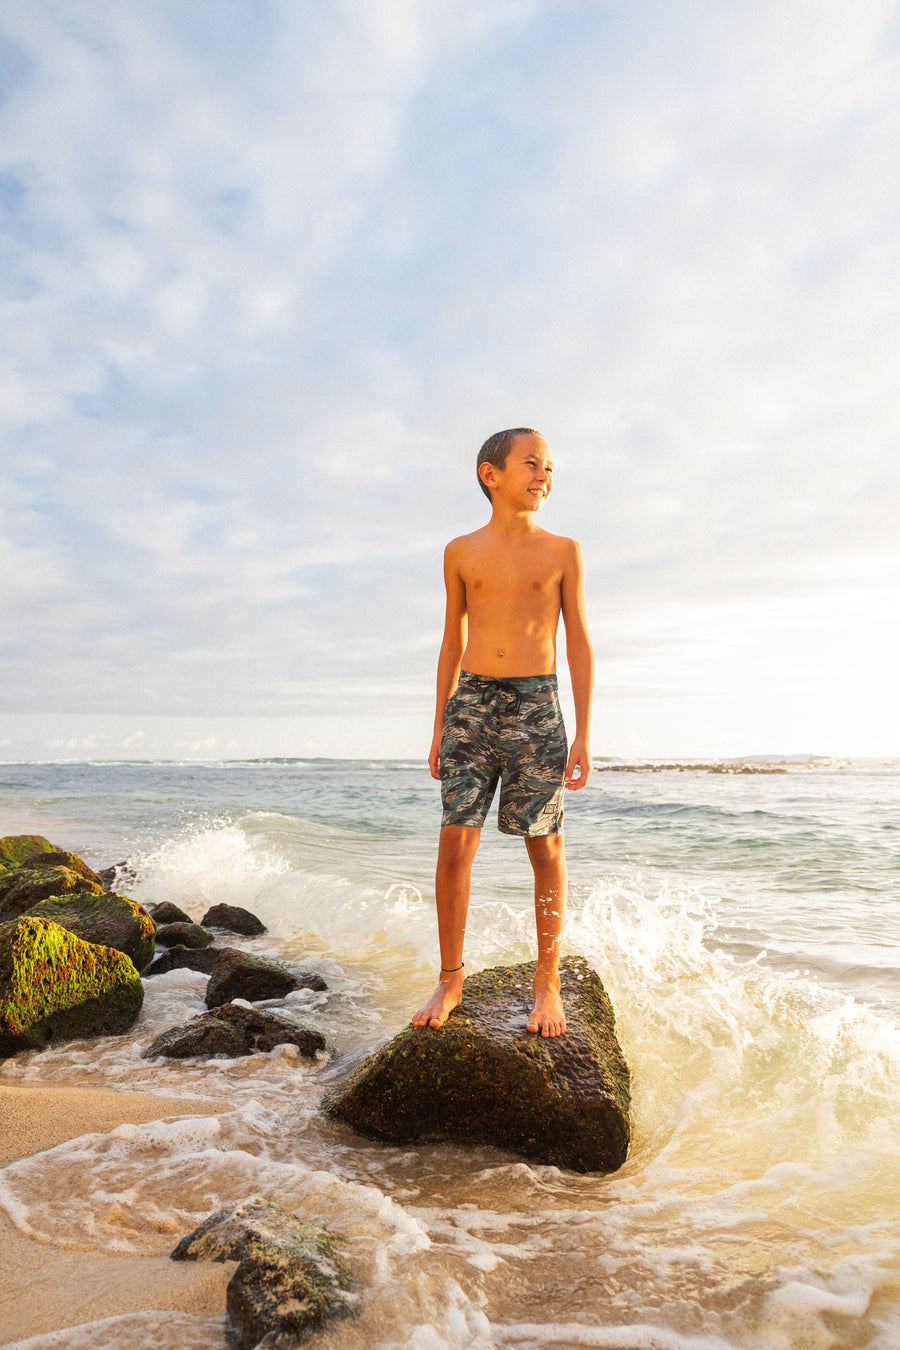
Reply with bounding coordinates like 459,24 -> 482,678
428,542 -> 467,780
561,539 -> 593,791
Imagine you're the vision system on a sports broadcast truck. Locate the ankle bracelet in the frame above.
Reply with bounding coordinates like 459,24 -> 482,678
440,962 -> 464,974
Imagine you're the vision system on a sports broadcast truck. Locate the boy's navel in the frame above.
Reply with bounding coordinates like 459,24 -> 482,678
496,649 -> 505,658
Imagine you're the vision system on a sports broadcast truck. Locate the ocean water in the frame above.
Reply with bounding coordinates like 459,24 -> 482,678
2,758 -> 900,1350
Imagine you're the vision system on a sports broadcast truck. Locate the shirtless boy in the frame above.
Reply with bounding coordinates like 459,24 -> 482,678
412,428 -> 593,1038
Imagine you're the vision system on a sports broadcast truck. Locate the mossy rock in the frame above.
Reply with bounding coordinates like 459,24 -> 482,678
0,856 -> 104,918
172,1196 -> 354,1348
25,892 -> 156,973
0,916 -> 144,1056
0,836 -> 57,871
322,955 -> 631,1174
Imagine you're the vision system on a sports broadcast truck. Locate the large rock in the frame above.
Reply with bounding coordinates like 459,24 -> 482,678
171,1196 -> 354,1349
200,903 -> 267,935
0,916 -> 144,1055
24,892 -> 156,972
155,921 -> 215,950
144,1002 -> 328,1060
205,949 -> 327,1009
322,956 -> 631,1174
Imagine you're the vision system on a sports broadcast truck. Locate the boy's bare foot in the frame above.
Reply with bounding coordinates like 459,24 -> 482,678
411,965 -> 465,1029
528,974 -> 566,1037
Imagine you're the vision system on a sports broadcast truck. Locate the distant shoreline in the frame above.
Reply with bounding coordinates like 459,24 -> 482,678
592,757 -> 900,774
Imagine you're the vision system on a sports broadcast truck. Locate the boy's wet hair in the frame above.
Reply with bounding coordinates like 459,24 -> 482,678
476,428 -> 539,501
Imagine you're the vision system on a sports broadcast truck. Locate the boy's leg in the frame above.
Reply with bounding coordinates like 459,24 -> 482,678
412,823 -> 481,1029
524,832 -> 567,1037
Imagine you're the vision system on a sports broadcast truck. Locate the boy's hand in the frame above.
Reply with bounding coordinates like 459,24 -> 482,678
428,733 -> 442,780
564,740 -> 591,791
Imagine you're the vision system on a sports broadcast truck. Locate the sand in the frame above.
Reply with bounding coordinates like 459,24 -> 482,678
0,1083 -> 236,1346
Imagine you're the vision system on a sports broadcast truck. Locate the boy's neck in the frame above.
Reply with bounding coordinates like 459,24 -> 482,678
487,501 -> 542,535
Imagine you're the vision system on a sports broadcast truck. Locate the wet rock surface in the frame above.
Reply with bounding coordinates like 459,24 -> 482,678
200,902 -> 267,935
24,891 -> 156,973
154,920 -> 215,950
144,1001 -> 328,1060
323,955 -> 631,1174
205,948 -> 327,1009
147,900 -> 192,925
0,915 -> 144,1055
172,1195 -> 354,1349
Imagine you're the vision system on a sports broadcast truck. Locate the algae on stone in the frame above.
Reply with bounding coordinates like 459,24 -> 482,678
0,863 -> 104,918
323,955 -> 631,1174
0,835 -> 57,871
172,1195 -> 355,1349
0,916 -> 144,1055
25,892 -> 156,972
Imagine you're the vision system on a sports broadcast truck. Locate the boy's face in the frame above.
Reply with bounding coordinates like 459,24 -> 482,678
483,433 -> 553,511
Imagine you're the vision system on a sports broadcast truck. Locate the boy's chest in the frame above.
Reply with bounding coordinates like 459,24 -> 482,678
461,556 -> 562,603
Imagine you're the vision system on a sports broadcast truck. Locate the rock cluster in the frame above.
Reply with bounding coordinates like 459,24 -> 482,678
0,833 -> 326,1068
172,1196 -> 355,1348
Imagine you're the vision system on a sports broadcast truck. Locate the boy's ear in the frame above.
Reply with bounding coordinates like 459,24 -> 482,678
478,462 -> 498,493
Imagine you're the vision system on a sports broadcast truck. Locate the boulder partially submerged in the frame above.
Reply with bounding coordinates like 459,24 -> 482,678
24,892 -> 156,973
205,948 -> 327,1008
144,1002 -> 328,1061
172,1195 -> 355,1349
201,902 -> 267,935
143,943 -> 228,978
0,915 -> 144,1055
323,955 -> 631,1174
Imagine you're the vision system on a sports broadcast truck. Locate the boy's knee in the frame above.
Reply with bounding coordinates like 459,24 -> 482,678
438,824 -> 481,865
525,832 -> 565,866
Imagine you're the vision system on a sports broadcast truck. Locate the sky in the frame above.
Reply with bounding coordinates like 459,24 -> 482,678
1,0 -> 899,762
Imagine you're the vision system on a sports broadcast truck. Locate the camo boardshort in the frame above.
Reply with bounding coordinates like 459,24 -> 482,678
439,671 -> 568,836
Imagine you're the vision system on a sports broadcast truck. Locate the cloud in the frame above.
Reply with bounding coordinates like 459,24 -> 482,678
1,0 -> 898,754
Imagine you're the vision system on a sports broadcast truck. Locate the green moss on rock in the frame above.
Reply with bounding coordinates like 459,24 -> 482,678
322,955 -> 631,1174
0,864 -> 104,918
0,916 -> 143,1055
0,836 -> 57,871
25,892 -> 156,972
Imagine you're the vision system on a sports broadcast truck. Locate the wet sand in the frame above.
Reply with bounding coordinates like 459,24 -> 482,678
0,1083 -> 234,1346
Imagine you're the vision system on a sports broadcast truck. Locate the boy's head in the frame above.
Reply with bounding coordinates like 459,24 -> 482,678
476,428 -> 540,501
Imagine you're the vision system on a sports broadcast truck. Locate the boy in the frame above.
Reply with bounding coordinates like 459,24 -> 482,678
412,428 -> 593,1038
